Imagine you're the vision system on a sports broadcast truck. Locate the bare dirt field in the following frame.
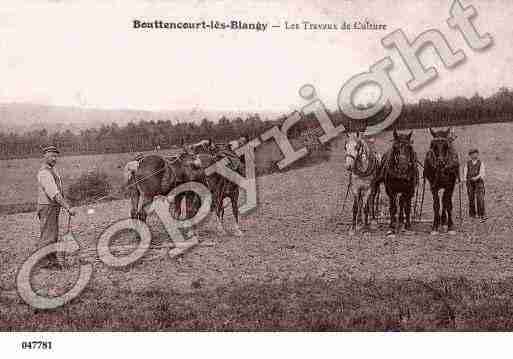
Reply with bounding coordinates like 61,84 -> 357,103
1,123 -> 513,330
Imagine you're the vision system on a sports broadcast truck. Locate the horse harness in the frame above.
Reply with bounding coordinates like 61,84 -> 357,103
383,140 -> 418,182
345,139 -> 378,178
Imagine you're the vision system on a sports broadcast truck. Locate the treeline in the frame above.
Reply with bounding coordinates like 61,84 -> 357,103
1,87 -> 513,159
0,114 -> 280,159
394,87 -> 513,130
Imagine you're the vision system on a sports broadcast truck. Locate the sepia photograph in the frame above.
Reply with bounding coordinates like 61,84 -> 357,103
1,0 -> 513,356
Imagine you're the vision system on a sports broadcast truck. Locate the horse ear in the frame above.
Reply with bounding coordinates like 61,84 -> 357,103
393,129 -> 399,141
408,131 -> 413,142
429,128 -> 436,137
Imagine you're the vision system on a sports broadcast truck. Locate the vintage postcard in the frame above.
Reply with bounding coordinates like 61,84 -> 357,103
1,0 -> 513,356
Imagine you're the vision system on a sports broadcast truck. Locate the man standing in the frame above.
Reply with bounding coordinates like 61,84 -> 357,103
123,153 -> 144,218
463,148 -> 486,222
37,145 -> 76,269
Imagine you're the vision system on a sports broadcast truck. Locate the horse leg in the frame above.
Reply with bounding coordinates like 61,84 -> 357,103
398,193 -> 406,232
444,186 -> 456,234
215,202 -> 227,235
138,192 -> 153,222
185,192 -> 198,239
130,189 -> 140,219
431,189 -> 441,235
220,197 -> 226,221
356,193 -> 364,231
349,193 -> 358,236
404,191 -> 413,231
387,192 -> 397,236
174,192 -> 183,219
362,187 -> 372,231
185,192 -> 194,219
213,187 -> 227,235
230,187 -> 243,236
186,191 -> 202,219
440,189 -> 448,231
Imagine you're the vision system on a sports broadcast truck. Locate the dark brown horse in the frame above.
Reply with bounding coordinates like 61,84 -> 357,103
126,151 -> 204,222
423,128 -> 459,235
195,142 -> 244,236
374,130 -> 418,236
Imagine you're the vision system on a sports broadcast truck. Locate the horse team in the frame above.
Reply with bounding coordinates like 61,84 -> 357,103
125,139 -> 246,236
345,127 -> 460,237
126,128 -> 460,239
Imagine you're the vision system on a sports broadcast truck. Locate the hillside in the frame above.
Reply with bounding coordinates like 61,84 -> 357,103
0,102 -> 281,134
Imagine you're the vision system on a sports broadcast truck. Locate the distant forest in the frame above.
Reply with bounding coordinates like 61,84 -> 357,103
1,87 -> 513,159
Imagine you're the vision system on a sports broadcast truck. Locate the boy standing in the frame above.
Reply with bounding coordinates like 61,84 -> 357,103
463,148 -> 487,222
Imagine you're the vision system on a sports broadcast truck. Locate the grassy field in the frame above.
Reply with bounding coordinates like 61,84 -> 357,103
3,276 -> 513,330
0,131 -> 330,215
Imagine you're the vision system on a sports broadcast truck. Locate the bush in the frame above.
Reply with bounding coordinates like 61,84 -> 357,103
0,202 -> 37,216
67,169 -> 112,205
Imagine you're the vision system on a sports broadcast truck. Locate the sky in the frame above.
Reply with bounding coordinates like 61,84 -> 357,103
0,0 -> 511,114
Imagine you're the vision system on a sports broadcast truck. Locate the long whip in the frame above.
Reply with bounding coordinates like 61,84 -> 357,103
413,174 -> 420,222
458,178 -> 463,227
419,176 -> 426,222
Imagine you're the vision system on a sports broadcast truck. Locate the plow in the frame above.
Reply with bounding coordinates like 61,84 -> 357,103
336,158 -> 463,230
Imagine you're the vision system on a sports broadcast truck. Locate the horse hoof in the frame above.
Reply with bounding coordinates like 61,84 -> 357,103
448,230 -> 457,235
430,231 -> 439,236
349,230 -> 356,236
386,230 -> 395,238
233,228 -> 243,237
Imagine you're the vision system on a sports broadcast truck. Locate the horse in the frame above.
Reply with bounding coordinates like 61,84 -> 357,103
126,150 -> 204,222
423,128 -> 460,235
376,129 -> 418,236
344,132 -> 381,235
194,142 -> 245,236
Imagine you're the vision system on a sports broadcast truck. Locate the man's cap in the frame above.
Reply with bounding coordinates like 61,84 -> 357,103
468,148 -> 479,155
42,145 -> 59,154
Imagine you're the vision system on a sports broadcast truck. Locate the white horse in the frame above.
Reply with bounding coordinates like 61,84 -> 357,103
344,133 -> 381,235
